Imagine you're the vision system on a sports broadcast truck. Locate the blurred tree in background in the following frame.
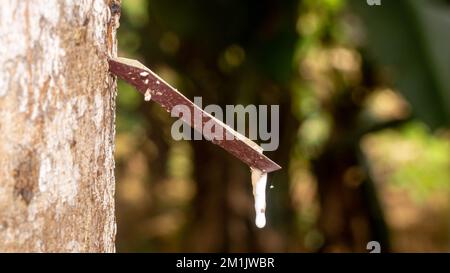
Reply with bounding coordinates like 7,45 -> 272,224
114,0 -> 449,252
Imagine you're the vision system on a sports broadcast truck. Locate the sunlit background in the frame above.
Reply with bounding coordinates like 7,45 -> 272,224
114,0 -> 449,252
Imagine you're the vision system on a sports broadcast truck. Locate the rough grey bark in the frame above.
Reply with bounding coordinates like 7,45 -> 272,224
0,0 -> 119,252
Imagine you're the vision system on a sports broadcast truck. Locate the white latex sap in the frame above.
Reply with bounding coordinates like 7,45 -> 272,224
251,168 -> 268,228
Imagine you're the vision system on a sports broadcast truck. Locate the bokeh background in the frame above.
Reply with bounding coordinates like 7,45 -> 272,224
114,0 -> 450,252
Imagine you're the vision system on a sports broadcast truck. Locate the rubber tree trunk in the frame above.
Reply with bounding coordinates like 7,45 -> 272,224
0,0 -> 119,252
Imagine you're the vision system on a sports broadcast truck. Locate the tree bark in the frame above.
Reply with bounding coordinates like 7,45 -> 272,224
0,0 -> 119,252
312,88 -> 390,252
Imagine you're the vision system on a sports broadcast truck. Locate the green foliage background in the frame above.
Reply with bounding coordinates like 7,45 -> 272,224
114,0 -> 449,252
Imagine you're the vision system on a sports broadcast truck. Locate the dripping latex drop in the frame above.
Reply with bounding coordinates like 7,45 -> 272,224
251,167 -> 268,228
